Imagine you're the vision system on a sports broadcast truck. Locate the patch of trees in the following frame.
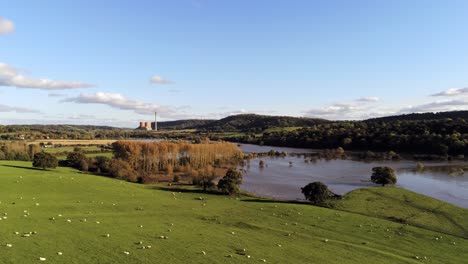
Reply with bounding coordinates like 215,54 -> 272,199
0,142 -> 41,161
59,141 -> 243,184
366,110 -> 468,123
228,118 -> 468,156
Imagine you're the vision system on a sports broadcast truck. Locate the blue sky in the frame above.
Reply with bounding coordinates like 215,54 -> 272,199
1,0 -> 468,127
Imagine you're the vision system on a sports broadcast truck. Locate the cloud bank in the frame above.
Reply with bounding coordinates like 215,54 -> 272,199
0,103 -> 39,113
0,63 -> 92,90
431,87 -> 468,97
304,97 -> 384,120
62,92 -> 186,118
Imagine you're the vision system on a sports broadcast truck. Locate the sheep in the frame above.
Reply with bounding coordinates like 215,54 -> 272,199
202,251 -> 207,255
123,251 -> 130,255
39,257 -> 46,261
57,252 -> 63,256
5,244 -> 13,248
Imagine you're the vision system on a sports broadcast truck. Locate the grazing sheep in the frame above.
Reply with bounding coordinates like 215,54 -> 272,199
39,257 -> 46,261
57,252 -> 63,256
123,251 -> 130,255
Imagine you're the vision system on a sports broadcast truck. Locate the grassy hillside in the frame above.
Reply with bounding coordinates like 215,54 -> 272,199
0,161 -> 466,263
157,119 -> 216,130
329,187 -> 468,239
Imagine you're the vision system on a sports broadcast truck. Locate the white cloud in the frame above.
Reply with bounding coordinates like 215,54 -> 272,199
48,93 -> 66,97
0,17 -> 15,34
303,97 -> 384,120
399,99 -> 468,113
0,104 -> 39,113
431,87 -> 468,97
62,92 -> 188,119
356,97 -> 380,102
150,75 -> 172,84
0,63 -> 92,90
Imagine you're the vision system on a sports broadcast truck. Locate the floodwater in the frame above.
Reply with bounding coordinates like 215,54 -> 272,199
237,143 -> 468,208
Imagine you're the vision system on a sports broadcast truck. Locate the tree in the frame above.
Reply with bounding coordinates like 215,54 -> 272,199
66,150 -> 87,169
217,168 -> 243,195
371,166 -> 397,186
301,182 -> 334,204
33,152 -> 58,170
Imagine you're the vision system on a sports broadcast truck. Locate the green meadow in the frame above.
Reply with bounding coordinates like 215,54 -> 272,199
0,160 -> 466,264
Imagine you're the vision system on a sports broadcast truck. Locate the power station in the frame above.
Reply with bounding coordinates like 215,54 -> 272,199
136,112 -> 158,131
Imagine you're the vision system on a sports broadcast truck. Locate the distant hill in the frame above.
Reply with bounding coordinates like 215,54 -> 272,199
198,114 -> 329,132
365,111 -> 468,122
156,119 -> 216,130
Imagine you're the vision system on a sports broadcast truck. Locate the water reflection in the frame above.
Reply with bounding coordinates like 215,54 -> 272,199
237,143 -> 468,208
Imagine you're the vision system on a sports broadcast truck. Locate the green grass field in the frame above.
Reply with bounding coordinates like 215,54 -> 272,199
0,160 -> 467,264
329,187 -> 468,239
42,146 -> 103,154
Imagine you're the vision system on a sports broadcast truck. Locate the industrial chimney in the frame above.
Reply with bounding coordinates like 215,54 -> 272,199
154,112 -> 158,131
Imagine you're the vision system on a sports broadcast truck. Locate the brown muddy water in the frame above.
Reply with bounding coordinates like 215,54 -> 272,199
237,143 -> 468,208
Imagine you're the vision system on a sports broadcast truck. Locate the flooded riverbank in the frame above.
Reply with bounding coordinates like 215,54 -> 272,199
237,143 -> 468,208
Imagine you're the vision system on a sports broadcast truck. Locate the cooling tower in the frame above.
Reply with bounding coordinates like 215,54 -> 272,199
145,122 -> 151,128
139,122 -> 144,128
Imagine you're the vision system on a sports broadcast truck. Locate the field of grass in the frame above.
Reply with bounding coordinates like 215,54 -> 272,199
329,187 -> 468,239
42,146 -> 103,154
263,127 -> 304,133
0,161 -> 467,263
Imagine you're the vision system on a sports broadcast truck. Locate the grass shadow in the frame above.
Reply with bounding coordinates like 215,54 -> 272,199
1,164 -> 46,171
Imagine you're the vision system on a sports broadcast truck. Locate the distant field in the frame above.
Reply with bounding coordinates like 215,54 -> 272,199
0,160 -> 466,263
263,127 -> 304,133
43,146 -> 103,154
30,139 -> 117,146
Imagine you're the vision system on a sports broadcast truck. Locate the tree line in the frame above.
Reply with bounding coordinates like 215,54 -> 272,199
228,118 -> 468,156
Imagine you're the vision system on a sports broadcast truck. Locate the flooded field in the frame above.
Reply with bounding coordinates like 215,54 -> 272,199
237,143 -> 468,208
